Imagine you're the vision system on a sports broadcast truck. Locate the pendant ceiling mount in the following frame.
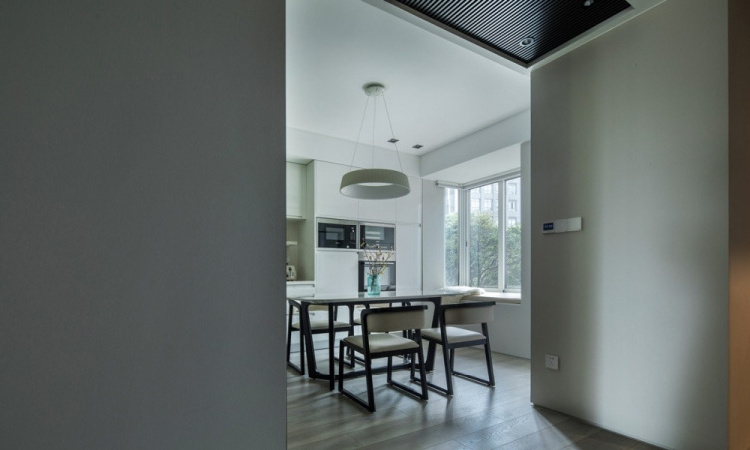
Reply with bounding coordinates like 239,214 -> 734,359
340,82 -> 411,200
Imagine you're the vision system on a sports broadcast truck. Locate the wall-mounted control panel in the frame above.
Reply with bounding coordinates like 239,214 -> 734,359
542,217 -> 582,234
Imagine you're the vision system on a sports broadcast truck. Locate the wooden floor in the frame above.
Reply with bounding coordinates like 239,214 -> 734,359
287,347 -> 662,449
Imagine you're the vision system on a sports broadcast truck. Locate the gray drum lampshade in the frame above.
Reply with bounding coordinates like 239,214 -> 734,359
340,168 -> 410,199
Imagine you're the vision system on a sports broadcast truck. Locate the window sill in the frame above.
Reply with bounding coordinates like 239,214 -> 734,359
462,292 -> 521,305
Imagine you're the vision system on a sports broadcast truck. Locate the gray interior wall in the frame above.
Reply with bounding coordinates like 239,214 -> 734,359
0,1 -> 286,448
530,1 -> 728,448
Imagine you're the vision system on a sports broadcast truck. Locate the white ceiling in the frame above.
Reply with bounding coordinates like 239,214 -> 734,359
286,0 -> 531,159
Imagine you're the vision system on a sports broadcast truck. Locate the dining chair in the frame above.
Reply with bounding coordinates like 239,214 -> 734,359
419,300 -> 496,396
338,304 -> 429,412
286,303 -> 353,375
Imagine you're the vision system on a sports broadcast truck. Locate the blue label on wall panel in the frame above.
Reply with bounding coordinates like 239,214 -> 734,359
543,222 -> 554,231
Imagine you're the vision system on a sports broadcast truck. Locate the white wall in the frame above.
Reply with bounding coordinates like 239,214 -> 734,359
530,1 -> 728,448
421,179 -> 446,292
420,110 -> 530,178
0,1 -> 286,448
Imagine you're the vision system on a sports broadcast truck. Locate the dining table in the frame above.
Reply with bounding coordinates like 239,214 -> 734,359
287,291 -> 446,390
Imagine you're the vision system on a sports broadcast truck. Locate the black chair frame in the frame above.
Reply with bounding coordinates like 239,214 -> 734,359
286,302 -> 353,375
338,305 -> 429,412
419,301 -> 495,396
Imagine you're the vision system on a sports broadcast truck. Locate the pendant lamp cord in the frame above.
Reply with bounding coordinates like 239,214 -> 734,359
371,96 -> 377,170
347,95 -> 372,171
381,92 -> 406,173
346,86 -> 406,174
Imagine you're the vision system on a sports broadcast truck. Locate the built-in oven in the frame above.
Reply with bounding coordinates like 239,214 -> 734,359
358,260 -> 396,292
359,223 -> 395,251
317,219 -> 358,250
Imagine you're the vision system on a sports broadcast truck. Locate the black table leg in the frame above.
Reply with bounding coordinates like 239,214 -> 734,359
300,302 -> 318,378
425,297 -> 440,371
328,303 -> 335,390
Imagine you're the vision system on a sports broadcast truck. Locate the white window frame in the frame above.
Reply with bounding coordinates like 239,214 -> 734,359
445,170 -> 521,293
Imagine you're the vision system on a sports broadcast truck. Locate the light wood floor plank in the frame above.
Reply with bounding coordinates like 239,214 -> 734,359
287,347 -> 662,449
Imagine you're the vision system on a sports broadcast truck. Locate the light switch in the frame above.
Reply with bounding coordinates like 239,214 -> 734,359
542,217 -> 582,234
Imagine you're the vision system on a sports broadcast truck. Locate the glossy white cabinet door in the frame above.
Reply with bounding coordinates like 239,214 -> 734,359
315,250 -> 358,294
358,198 -> 396,222
395,176 -> 422,224
396,223 -> 422,291
286,162 -> 306,219
314,161 -> 359,220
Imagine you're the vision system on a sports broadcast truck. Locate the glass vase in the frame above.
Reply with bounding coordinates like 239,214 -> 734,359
366,274 -> 381,296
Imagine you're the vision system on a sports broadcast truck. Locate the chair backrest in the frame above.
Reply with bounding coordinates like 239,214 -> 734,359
363,305 -> 427,333
442,301 -> 495,325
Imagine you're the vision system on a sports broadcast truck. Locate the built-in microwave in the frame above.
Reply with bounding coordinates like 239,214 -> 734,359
317,219 -> 358,249
359,223 -> 395,250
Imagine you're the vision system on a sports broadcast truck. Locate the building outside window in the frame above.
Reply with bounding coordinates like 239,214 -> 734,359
443,175 -> 521,291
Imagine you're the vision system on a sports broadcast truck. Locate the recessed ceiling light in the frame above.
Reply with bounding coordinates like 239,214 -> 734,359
519,37 -> 535,47
388,138 -> 399,143
583,0 -> 594,6
412,144 -> 423,149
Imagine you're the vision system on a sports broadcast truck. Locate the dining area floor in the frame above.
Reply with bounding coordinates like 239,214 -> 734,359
287,347 -> 662,449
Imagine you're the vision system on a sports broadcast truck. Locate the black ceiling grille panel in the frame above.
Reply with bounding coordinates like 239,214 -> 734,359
388,0 -> 632,66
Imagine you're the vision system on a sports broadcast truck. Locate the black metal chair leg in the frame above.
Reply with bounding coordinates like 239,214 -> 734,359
365,357 -> 375,412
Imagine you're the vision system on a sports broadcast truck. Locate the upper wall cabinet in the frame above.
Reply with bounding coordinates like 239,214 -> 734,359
358,197 -> 396,223
312,161 -> 420,224
313,161 -> 359,220
286,162 -> 306,219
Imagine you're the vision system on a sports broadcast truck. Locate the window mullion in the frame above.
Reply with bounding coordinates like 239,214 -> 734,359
499,181 -> 506,291
458,188 -> 469,286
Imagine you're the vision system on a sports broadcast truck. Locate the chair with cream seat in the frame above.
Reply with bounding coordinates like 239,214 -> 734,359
349,302 -> 409,362
419,300 -> 496,396
338,305 -> 429,412
286,303 -> 352,375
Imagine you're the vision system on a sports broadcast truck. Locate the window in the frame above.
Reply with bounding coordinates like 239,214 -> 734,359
469,183 -> 499,288
443,175 -> 521,291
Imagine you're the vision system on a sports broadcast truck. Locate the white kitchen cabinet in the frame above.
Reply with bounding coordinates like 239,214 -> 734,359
315,250 -> 358,294
396,223 -> 422,291
286,162 -> 306,219
286,281 -> 315,298
395,176 -> 422,224
313,161 -> 359,220
358,198 -> 396,223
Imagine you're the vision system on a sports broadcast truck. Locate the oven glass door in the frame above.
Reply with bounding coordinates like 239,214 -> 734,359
358,261 -> 396,292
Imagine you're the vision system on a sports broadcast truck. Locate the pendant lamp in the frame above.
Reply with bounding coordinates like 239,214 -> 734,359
340,83 -> 411,200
